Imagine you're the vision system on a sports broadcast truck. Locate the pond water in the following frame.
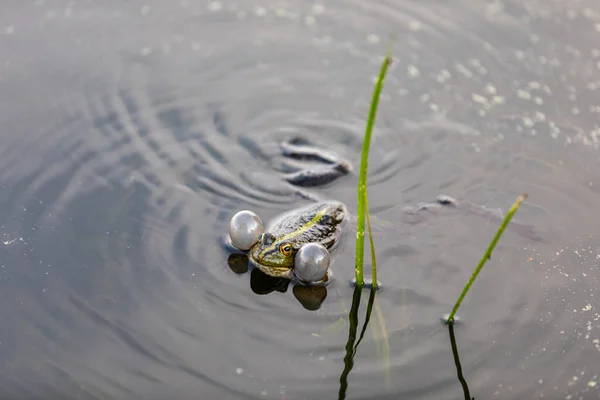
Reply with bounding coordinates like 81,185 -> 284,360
1,0 -> 600,399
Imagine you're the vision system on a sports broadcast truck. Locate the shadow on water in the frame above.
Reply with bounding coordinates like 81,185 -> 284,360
448,322 -> 474,400
226,252 -> 328,311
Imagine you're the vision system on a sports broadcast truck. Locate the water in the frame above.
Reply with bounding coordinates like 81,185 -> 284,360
1,0 -> 600,399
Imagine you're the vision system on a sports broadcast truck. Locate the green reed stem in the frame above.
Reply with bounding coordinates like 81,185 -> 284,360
364,190 -> 378,289
355,49 -> 392,287
446,193 -> 528,324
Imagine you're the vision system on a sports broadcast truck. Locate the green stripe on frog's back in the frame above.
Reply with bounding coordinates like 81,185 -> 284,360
266,201 -> 346,249
250,201 -> 347,271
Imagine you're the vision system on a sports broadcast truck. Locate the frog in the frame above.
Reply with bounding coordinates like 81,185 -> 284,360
232,137 -> 542,282
248,200 -> 346,281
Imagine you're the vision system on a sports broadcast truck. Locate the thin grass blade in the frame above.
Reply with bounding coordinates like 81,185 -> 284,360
446,193 -> 529,324
355,48 -> 392,286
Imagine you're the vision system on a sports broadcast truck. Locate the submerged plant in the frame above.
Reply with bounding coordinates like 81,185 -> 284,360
445,193 -> 528,324
355,48 -> 392,288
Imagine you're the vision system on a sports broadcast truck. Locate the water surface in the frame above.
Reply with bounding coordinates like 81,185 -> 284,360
1,0 -> 600,399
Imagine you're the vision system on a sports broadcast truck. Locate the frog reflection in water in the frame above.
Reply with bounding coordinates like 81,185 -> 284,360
228,138 -> 542,309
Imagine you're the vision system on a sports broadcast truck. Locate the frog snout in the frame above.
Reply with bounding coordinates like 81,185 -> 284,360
262,232 -> 276,245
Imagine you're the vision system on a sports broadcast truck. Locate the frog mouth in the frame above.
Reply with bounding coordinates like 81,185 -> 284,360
248,256 -> 294,279
248,247 -> 294,279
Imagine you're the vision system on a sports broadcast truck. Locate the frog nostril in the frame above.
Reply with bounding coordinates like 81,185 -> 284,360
263,232 -> 276,245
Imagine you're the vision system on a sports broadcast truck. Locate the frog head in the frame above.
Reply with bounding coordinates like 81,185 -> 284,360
249,232 -> 296,274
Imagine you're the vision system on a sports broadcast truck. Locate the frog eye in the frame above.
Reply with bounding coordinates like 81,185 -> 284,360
258,233 -> 264,241
280,243 -> 293,257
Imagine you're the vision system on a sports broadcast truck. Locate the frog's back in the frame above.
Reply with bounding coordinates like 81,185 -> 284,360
268,201 -> 347,250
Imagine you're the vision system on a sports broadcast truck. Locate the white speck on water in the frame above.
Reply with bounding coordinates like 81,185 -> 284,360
3,26 -> 14,35
523,117 -> 534,127
485,84 -> 497,95
469,59 -> 482,68
409,20 -> 422,31
435,69 -> 452,83
140,47 -> 152,56
311,4 -> 325,14
367,34 -> 380,44
276,8 -> 298,19
305,15 -> 316,25
455,63 -> 473,78
236,368 -> 243,375
517,89 -> 532,100
407,65 -> 420,77
534,96 -> 544,105
254,6 -> 267,16
319,356 -> 325,361
141,5 -> 150,15
492,96 -> 505,104
261,390 -> 267,396
583,304 -> 592,311
589,380 -> 597,388
208,2 -> 222,12
313,35 -> 331,46
472,93 -> 488,105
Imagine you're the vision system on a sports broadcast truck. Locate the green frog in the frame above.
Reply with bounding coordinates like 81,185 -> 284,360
248,200 -> 346,280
